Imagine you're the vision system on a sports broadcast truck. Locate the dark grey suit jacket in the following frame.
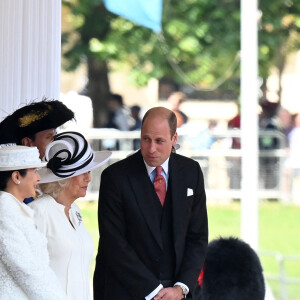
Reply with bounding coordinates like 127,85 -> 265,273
93,150 -> 208,300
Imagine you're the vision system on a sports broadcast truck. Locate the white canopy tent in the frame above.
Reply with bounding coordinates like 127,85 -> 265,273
0,0 -> 61,121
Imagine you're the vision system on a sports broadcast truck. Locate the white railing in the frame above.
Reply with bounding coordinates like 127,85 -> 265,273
76,128 -> 289,203
259,250 -> 300,300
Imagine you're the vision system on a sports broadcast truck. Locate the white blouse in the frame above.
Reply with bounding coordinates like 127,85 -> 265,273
0,191 -> 66,300
29,194 -> 94,300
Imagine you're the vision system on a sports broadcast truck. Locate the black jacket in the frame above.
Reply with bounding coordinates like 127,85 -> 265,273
93,151 -> 208,300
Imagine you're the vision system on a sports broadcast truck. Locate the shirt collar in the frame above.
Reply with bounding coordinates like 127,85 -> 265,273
144,157 -> 169,176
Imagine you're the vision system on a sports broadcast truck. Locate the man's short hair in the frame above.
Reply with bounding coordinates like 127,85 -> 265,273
142,107 -> 177,138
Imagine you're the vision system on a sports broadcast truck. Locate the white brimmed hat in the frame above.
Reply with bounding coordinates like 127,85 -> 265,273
0,145 -> 47,171
38,131 -> 111,183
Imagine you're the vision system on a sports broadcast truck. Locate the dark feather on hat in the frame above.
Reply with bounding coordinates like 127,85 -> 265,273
0,99 -> 74,145
195,237 -> 265,300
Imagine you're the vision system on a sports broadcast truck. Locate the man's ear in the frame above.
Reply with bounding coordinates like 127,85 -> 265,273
172,132 -> 178,146
21,137 -> 34,147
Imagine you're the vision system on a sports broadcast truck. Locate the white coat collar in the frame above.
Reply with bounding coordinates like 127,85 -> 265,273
0,191 -> 34,218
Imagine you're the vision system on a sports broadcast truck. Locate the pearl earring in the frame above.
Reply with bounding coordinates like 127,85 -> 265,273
17,180 -> 20,185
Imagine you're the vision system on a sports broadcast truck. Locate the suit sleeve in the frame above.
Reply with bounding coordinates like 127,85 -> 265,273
176,162 -> 208,294
94,167 -> 161,299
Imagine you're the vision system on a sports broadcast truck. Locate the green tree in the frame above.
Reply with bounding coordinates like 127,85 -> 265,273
259,1 -> 300,102
62,0 -> 240,127
62,0 -> 300,127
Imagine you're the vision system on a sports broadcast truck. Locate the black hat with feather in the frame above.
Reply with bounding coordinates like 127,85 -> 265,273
0,99 -> 75,145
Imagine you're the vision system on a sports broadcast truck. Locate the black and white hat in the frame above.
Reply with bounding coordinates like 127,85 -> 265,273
38,131 -> 111,183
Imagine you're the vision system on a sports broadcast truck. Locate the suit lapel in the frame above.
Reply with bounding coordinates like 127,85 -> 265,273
169,154 -> 188,252
127,152 -> 163,250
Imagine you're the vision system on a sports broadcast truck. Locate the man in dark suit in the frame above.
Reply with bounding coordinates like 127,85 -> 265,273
94,107 -> 208,300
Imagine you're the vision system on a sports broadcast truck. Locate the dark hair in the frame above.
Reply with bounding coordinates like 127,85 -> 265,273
16,133 -> 36,145
131,105 -> 141,113
110,94 -> 123,106
0,169 -> 27,191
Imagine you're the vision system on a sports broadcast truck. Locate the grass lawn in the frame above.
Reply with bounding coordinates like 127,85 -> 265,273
78,201 -> 300,300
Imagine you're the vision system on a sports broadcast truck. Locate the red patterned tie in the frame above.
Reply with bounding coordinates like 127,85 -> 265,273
154,166 -> 166,206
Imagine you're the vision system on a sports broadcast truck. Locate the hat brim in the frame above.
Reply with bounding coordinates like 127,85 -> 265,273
0,161 -> 47,171
38,151 -> 111,183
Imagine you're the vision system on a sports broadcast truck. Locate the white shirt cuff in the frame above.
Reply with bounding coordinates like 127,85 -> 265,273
174,282 -> 189,294
145,284 -> 163,300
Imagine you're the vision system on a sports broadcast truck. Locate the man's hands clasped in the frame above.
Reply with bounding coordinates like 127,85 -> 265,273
153,286 -> 184,300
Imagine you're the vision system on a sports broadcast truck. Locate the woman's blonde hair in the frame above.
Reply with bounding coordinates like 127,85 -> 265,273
39,179 -> 69,199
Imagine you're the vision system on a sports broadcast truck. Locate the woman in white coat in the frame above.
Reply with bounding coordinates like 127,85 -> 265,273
0,145 -> 66,300
29,132 -> 111,300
